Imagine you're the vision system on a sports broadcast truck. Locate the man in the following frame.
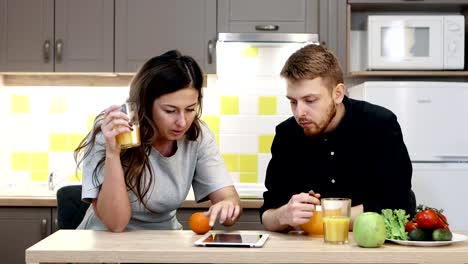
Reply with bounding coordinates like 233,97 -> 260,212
260,44 -> 414,232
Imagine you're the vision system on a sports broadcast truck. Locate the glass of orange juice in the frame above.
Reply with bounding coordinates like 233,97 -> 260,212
322,198 -> 351,244
116,102 -> 141,149
300,205 -> 323,236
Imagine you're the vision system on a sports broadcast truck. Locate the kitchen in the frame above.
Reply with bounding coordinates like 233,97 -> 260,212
1,0 -> 468,263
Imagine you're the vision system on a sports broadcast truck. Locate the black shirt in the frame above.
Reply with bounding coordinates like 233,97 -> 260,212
260,96 -> 414,219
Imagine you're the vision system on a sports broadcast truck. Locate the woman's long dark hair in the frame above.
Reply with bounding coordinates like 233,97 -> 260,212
74,50 -> 204,211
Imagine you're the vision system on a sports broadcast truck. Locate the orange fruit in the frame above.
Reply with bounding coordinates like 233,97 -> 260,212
189,212 -> 211,234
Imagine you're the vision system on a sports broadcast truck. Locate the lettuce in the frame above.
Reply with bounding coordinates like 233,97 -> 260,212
381,209 -> 409,240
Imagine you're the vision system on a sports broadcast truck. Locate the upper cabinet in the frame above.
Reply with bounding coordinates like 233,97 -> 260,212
0,0 -> 114,73
115,0 -> 217,74
218,0 -> 319,33
319,0 -> 347,74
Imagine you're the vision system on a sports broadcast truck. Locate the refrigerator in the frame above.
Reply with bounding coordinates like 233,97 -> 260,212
349,81 -> 468,231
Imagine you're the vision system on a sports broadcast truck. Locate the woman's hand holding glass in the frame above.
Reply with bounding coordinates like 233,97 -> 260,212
100,105 -> 133,153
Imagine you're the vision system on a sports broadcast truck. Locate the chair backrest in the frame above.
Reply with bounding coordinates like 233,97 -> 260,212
409,189 -> 417,218
56,185 -> 90,229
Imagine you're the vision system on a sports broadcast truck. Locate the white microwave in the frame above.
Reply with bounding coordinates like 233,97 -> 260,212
367,15 -> 465,70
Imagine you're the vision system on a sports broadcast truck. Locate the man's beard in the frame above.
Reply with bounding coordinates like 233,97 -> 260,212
303,102 -> 337,137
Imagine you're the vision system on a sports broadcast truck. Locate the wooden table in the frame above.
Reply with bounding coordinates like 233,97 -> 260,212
26,230 -> 468,264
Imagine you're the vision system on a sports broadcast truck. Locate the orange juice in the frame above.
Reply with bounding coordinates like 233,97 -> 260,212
116,124 -> 141,149
323,216 -> 350,244
300,207 -> 323,236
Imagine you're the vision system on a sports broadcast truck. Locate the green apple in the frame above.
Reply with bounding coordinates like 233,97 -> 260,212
353,212 -> 386,248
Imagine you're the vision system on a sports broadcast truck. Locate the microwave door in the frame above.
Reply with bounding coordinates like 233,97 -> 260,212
368,16 -> 444,70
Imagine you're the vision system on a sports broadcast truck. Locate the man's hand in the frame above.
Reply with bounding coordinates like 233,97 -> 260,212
277,192 -> 320,226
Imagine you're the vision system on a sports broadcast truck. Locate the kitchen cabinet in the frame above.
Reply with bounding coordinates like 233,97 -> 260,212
0,0 -> 114,73
347,0 -> 468,77
319,0 -> 348,74
115,0 -> 217,74
0,207 -> 53,264
177,208 -> 264,231
218,0 -> 319,33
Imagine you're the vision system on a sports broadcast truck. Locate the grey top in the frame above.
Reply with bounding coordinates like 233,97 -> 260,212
77,123 -> 233,230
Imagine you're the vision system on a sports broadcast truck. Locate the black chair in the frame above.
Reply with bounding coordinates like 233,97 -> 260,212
409,189 -> 417,218
56,185 -> 90,229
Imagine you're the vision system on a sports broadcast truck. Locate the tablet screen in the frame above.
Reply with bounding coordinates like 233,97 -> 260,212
194,233 -> 269,247
204,233 -> 262,243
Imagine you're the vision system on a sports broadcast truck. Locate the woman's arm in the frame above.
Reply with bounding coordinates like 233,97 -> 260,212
206,186 -> 242,227
92,105 -> 133,232
92,151 -> 131,232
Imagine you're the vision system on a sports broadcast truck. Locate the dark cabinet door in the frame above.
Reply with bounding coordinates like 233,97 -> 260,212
0,207 -> 51,264
218,0 -> 319,33
115,0 -> 217,74
319,0 -> 348,73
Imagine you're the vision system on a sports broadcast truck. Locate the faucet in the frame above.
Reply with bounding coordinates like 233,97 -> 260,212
48,170 -> 71,191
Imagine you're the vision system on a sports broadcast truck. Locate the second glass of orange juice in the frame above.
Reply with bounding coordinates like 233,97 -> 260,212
321,198 -> 351,244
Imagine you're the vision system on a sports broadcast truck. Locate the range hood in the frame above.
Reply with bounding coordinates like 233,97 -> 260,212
218,33 -> 319,44
216,33 -> 319,77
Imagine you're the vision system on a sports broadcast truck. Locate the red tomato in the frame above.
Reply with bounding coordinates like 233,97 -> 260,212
435,213 -> 449,230
415,209 -> 439,229
405,220 -> 418,233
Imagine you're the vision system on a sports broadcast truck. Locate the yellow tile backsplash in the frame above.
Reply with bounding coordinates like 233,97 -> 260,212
1,76 -> 285,190
201,115 -> 220,135
49,96 -> 68,114
12,152 -> 31,171
31,171 -> 49,181
220,96 -> 239,115
241,47 -> 259,58
87,115 -> 97,131
258,135 -> 274,153
239,154 -> 257,173
49,133 -> 86,152
31,153 -> 49,170
240,172 -> 258,183
258,96 -> 277,115
11,95 -> 30,113
222,154 -> 240,172
49,134 -> 67,152
68,134 -> 86,152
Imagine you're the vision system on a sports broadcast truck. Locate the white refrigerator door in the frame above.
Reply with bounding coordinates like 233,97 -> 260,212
412,163 -> 468,231
349,82 -> 468,161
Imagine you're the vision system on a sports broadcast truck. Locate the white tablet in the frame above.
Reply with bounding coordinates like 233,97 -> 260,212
194,232 -> 269,248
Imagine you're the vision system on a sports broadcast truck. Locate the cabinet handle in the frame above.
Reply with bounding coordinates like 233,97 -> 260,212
207,39 -> 214,64
321,41 -> 327,47
41,218 -> 48,239
54,218 -> 58,232
55,39 -> 63,63
255,25 -> 279,31
43,40 -> 51,63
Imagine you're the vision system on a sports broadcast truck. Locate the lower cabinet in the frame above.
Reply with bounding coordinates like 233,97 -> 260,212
0,207 -> 56,264
0,206 -> 262,264
177,208 -> 264,231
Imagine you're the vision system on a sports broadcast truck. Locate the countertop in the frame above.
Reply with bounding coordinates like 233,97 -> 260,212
26,230 -> 468,264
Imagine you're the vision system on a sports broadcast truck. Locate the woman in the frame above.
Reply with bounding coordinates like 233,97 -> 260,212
74,50 -> 241,232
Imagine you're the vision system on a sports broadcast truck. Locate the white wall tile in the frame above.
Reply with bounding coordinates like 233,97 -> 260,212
219,134 -> 257,154
219,134 -> 240,153
238,95 -> 258,115
257,154 -> 271,185
201,87 -> 220,115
